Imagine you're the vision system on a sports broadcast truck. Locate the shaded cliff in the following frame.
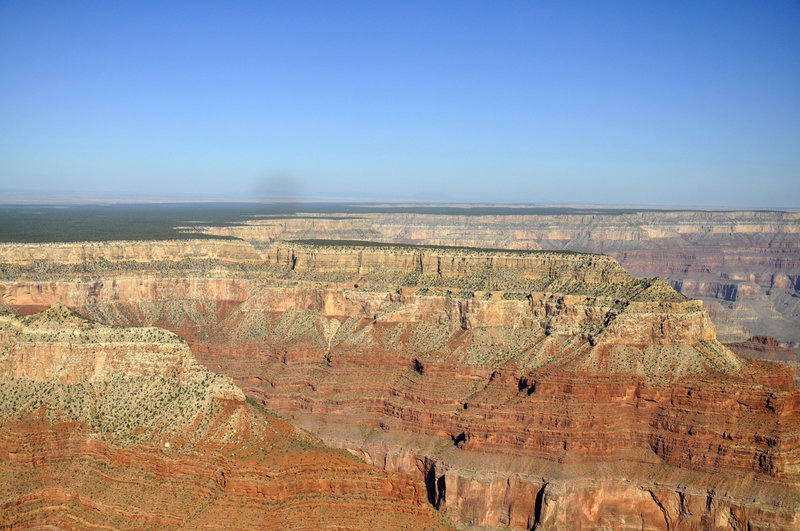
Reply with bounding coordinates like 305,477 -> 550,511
0,303 -> 448,530
1,239 -> 799,529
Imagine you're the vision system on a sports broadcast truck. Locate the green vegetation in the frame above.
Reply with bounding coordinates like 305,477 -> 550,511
289,238 -> 591,256
246,396 -> 284,419
0,202 -> 736,243
0,257 -> 279,281
0,203 -> 365,242
0,204 -> 242,242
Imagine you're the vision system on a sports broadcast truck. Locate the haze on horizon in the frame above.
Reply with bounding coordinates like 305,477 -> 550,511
1,1 -> 798,208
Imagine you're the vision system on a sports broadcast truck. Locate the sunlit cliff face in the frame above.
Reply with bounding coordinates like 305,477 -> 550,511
0,302 -> 447,529
1,239 -> 798,529
181,210 -> 800,349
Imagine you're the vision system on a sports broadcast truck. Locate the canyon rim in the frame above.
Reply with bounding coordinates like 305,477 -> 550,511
1,210 -> 799,529
4,2 -> 799,528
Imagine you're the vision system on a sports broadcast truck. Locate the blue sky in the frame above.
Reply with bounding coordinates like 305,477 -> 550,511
1,1 -> 798,206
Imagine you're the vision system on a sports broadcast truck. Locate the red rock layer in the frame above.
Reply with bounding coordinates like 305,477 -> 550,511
1,241 -> 799,529
0,411 -> 444,530
727,336 -> 800,387
0,306 -> 447,530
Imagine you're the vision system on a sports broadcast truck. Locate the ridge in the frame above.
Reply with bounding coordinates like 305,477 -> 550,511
0,305 -> 449,529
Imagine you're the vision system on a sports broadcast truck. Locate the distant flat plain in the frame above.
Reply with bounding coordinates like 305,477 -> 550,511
0,202 -> 776,243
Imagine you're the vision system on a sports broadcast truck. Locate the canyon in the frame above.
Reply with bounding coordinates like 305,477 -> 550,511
184,209 -> 800,351
0,301 -> 446,529
727,336 -> 800,387
1,237 -> 799,529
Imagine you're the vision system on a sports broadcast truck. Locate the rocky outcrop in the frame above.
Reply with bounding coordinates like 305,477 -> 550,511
186,210 -> 800,348
5,208 -> 799,348
1,240 -> 798,529
727,336 -> 800,387
0,239 -> 263,265
0,304 -> 447,529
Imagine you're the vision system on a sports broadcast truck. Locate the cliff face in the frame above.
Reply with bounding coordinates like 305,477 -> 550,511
0,239 -> 263,265
0,303 -> 446,530
1,240 -> 798,529
186,210 -> 800,349
727,336 -> 800,387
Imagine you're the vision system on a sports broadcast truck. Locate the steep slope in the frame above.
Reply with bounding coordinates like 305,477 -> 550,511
727,336 -> 800,387
0,302 -> 447,530
183,209 -> 800,349
1,240 -> 798,529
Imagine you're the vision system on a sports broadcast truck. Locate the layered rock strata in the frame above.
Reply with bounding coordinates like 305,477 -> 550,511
1,239 -> 799,529
727,336 -> 800,387
184,209 -> 800,349
0,302 -> 446,530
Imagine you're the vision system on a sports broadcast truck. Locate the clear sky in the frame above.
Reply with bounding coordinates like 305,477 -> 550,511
1,1 -> 798,207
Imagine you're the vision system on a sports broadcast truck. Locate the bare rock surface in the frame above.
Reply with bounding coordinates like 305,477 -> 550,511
1,239 -> 799,529
727,335 -> 800,387
178,209 -> 800,349
0,303 -> 448,530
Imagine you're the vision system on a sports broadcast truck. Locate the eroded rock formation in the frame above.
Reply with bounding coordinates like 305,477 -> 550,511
1,239 -> 798,529
0,302 -> 446,530
727,336 -> 800,387
181,209 -> 800,349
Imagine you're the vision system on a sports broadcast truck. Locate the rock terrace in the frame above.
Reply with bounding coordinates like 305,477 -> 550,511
1,239 -> 799,528
0,303 -> 447,529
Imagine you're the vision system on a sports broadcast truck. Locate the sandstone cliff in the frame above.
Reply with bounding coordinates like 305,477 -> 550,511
1,240 -> 798,529
727,336 -> 800,387
183,210 -> 800,349
0,303 -> 448,530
